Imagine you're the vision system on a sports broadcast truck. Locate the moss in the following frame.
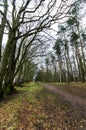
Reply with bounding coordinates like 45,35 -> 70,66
4,86 -> 11,95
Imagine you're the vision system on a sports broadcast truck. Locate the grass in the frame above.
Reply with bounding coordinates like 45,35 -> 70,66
51,82 -> 86,99
0,82 -> 86,130
0,91 -> 23,129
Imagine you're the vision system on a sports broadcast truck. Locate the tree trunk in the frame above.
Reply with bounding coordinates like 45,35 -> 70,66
75,44 -> 85,82
59,57 -> 62,83
3,43 -> 16,95
0,31 -> 16,98
65,53 -> 70,84
64,43 -> 70,84
0,0 -> 8,61
76,24 -> 86,81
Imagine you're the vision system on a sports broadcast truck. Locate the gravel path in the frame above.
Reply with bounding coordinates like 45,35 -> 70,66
42,83 -> 86,119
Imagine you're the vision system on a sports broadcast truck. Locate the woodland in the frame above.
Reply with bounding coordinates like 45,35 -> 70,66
0,0 -> 86,98
0,0 -> 86,129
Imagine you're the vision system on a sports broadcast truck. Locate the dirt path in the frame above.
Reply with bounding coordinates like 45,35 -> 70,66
42,83 -> 86,119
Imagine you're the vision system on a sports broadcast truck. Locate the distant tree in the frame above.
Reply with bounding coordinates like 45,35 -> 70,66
67,1 -> 86,82
53,39 -> 63,82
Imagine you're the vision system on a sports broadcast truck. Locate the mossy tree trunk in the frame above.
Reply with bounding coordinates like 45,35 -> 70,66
0,31 -> 16,98
3,43 -> 16,95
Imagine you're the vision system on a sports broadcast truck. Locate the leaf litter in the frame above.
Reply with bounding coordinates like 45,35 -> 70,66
0,83 -> 86,130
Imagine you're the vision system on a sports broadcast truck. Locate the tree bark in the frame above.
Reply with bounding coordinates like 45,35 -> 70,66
76,24 -> 86,81
0,0 -> 8,61
3,43 -> 16,95
75,44 -> 85,82
0,31 -> 16,98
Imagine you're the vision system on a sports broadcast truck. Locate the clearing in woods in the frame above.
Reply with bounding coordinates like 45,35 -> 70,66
0,82 -> 86,130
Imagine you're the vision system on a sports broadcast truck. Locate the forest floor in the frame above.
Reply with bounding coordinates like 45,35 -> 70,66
0,82 -> 86,130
